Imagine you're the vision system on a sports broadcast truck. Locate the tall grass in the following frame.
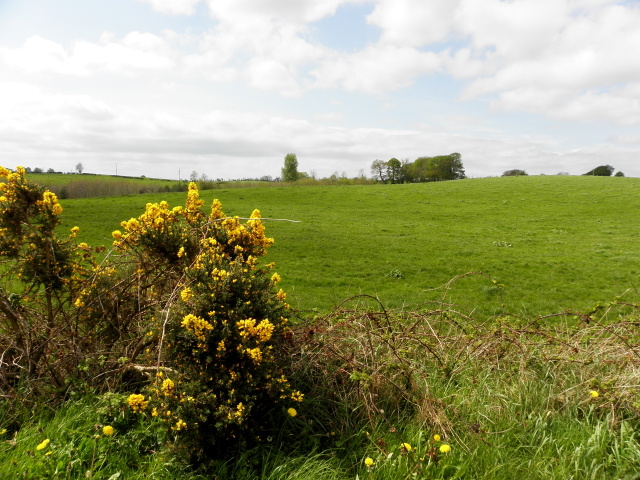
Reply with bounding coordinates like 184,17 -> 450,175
282,297 -> 640,479
3,298 -> 639,478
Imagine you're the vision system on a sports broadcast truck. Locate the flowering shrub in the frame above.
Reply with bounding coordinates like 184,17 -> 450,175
1,167 -> 301,463
113,186 -> 302,461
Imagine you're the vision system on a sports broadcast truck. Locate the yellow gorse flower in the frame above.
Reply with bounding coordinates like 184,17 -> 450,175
126,393 -> 148,412
161,378 -> 175,395
180,287 -> 194,302
172,419 -> 187,431
181,314 -> 213,341
401,442 -> 412,452
237,318 -> 275,343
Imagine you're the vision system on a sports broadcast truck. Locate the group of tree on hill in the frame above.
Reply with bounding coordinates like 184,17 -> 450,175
583,165 -> 625,177
501,165 -> 625,177
370,153 -> 466,184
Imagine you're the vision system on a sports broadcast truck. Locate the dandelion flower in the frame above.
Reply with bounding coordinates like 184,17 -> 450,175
287,407 -> 297,417
102,425 -> 115,436
439,444 -> 451,453
364,457 -> 375,467
590,390 -> 599,398
401,442 -> 412,452
433,434 -> 441,442
36,439 -> 50,450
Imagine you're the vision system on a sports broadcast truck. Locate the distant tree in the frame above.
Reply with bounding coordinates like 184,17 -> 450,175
400,159 -> 412,182
190,171 -> 198,182
33,167 -> 43,173
47,168 -> 56,173
281,153 -> 300,182
615,171 -> 625,177
75,163 -> 84,174
386,158 -> 402,184
583,165 -> 614,176
502,169 -> 528,176
437,152 -> 465,180
370,160 -> 387,182
556,171 -> 570,176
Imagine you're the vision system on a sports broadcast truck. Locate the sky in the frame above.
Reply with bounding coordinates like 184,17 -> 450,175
1,0 -> 639,180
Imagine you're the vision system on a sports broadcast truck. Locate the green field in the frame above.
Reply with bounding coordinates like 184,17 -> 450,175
4,173 -> 640,479
61,175 -> 640,317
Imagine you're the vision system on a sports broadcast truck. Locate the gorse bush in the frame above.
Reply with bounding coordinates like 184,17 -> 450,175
0,167 -> 300,464
0,166 -> 101,398
111,184 -> 302,461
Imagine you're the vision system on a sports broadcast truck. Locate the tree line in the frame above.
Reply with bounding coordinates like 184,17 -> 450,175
370,153 -> 466,184
501,165 -> 625,177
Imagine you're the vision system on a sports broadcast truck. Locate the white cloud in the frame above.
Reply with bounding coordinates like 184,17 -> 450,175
367,0 -> 461,47
0,36 -> 69,74
204,0 -> 348,24
71,38 -> 174,75
494,85 -> 640,126
312,44 -> 441,93
448,1 -> 640,124
244,58 -> 301,96
135,0 -> 203,15
1,34 -> 175,76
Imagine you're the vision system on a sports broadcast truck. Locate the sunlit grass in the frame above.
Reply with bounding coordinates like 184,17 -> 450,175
60,175 -> 640,317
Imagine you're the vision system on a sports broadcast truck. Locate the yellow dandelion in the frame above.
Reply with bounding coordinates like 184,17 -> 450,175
36,439 -> 50,450
401,442 -> 412,452
590,390 -> 599,398
364,457 -> 375,467
433,434 -> 441,442
102,425 -> 115,436
287,407 -> 297,417
439,444 -> 451,453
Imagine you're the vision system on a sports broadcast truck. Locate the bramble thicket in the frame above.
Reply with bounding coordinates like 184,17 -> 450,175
0,166 -> 302,462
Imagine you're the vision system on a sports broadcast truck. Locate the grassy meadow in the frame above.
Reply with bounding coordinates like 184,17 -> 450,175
60,175 -> 640,318
3,173 -> 640,479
